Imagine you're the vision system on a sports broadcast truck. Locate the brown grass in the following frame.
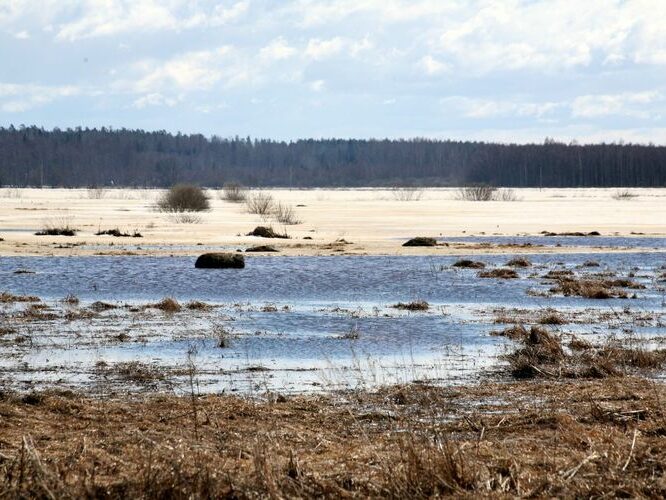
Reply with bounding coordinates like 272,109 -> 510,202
506,257 -> 532,267
186,300 -> 213,311
537,312 -> 567,325
391,300 -> 430,311
0,292 -> 40,303
452,259 -> 485,269
151,297 -> 182,313
1,377 -> 664,498
549,277 -> 638,299
478,268 -> 519,279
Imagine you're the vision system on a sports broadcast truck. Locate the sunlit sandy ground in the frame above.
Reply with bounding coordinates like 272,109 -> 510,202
0,187 -> 664,256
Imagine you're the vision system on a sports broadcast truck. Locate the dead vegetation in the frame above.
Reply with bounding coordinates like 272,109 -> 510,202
150,297 -> 182,313
478,268 -> 519,279
273,202 -> 301,225
391,300 -> 429,311
157,184 -> 210,213
391,185 -> 424,201
453,259 -> 485,269
95,228 -> 142,238
457,184 -> 496,201
548,275 -> 644,299
1,376 -> 664,498
501,323 -> 666,380
246,192 -> 275,216
506,257 -> 531,267
247,226 -> 290,239
222,182 -> 247,202
0,292 -> 40,303
34,217 -> 78,236
186,300 -> 213,311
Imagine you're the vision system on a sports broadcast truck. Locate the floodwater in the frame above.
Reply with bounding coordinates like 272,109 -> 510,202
1,252 -> 664,395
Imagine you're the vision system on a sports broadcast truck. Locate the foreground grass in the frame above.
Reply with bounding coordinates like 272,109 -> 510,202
1,377 -> 664,498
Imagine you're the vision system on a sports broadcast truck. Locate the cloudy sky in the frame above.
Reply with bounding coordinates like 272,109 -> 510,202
1,0 -> 666,143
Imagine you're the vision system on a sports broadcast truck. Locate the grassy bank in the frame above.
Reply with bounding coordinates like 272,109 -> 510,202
1,375 -> 664,498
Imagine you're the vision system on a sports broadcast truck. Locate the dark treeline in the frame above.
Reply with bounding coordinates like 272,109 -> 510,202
1,125 -> 665,187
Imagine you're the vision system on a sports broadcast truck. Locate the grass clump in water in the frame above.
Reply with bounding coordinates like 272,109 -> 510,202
391,300 -> 429,311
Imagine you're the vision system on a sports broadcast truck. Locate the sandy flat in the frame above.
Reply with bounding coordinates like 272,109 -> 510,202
0,187 -> 664,256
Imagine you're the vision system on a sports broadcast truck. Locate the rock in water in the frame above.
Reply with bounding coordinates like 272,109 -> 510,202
195,253 -> 245,269
402,237 -> 437,247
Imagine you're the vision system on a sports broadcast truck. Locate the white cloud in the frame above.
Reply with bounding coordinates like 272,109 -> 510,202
442,96 -> 561,119
0,82 -> 81,112
572,91 -> 663,118
14,30 -> 29,39
131,47 -> 234,93
54,0 -> 249,41
305,37 -> 345,60
309,80 -> 325,92
419,55 -> 447,75
132,92 -> 178,108
259,37 -> 296,61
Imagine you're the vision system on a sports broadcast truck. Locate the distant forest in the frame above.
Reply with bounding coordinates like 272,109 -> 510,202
0,126 -> 665,187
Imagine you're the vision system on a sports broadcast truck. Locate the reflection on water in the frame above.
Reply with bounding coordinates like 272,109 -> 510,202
0,252 -> 664,394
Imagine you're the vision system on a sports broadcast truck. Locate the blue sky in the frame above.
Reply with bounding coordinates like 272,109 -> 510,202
1,0 -> 665,143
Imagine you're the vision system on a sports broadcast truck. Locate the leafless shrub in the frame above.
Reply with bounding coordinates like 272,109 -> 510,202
87,186 -> 107,199
157,184 -> 210,212
1,187 -> 22,198
391,186 -> 424,201
495,188 -> 521,201
222,182 -> 247,202
246,192 -> 275,216
169,213 -> 203,224
272,202 -> 301,225
457,184 -> 497,201
612,189 -> 637,200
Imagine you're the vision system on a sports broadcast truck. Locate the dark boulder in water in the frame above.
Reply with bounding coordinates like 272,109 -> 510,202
195,253 -> 245,269
402,237 -> 437,247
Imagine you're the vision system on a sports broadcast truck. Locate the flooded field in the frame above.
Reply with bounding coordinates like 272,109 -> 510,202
1,251 -> 664,395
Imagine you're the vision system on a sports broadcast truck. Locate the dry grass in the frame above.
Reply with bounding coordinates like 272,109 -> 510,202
506,257 -> 532,267
246,226 -> 290,239
501,322 -> 666,380
151,297 -> 182,313
0,292 -> 40,303
537,312 -> 567,325
35,216 -> 78,236
1,376 -> 664,498
453,259 -> 486,269
549,276 -> 643,299
391,300 -> 430,311
186,300 -> 213,311
612,189 -> 638,200
479,268 -> 519,279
